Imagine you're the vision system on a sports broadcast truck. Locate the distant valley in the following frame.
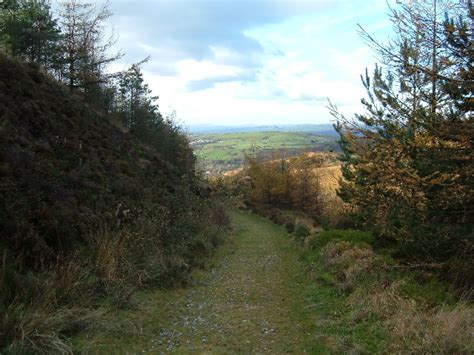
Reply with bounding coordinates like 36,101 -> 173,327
189,129 -> 339,175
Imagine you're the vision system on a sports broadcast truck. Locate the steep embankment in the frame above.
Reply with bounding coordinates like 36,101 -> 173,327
0,54 -> 226,353
0,54 -> 182,261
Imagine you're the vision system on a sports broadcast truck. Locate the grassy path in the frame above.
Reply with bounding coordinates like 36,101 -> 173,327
75,211 -> 314,353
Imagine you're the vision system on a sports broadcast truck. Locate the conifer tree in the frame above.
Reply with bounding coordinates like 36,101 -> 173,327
57,0 -> 122,93
331,0 -> 473,259
114,58 -> 159,133
0,0 -> 60,68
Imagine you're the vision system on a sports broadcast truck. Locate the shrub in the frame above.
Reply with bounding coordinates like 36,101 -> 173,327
285,221 -> 295,233
293,223 -> 310,242
310,229 -> 374,250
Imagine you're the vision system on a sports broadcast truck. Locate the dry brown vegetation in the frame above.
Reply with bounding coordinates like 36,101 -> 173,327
349,278 -> 474,353
224,151 -> 351,230
306,230 -> 474,353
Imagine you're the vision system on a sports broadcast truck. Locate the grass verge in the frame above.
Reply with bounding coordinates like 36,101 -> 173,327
299,229 -> 474,353
0,200 -> 229,354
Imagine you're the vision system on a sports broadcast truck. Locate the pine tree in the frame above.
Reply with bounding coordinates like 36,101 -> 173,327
331,0 -> 473,259
0,0 -> 60,68
112,59 -> 167,148
443,0 -> 474,115
359,0 -> 460,118
56,0 -> 122,93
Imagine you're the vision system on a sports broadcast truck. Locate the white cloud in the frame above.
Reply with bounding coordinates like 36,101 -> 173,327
175,60 -> 241,82
109,0 -> 393,125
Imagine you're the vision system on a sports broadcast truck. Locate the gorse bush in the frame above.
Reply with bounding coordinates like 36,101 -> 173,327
293,223 -> 310,242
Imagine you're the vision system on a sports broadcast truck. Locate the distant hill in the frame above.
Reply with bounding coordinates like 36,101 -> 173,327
187,123 -> 337,135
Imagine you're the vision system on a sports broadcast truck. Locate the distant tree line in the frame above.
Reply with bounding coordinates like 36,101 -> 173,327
331,0 -> 473,284
0,0 -> 193,173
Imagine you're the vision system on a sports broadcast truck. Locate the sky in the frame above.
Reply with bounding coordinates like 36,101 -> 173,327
92,0 -> 394,126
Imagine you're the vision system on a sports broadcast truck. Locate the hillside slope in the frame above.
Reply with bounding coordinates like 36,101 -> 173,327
0,54 -> 189,262
0,54 -> 229,353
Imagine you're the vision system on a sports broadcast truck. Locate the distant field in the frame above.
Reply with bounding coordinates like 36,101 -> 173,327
190,131 -> 339,175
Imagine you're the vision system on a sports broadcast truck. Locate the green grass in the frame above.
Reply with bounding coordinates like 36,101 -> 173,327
298,230 -> 389,353
72,211 -> 317,353
191,131 -> 338,173
309,229 -> 374,248
71,212 -> 470,354
298,228 -> 467,353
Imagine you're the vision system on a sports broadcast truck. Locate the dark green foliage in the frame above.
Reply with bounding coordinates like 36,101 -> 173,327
0,2 -> 228,352
105,61 -> 196,176
443,2 -> 474,114
0,53 -> 229,353
293,223 -> 310,242
0,0 -> 60,68
0,54 -> 151,260
0,52 -> 204,263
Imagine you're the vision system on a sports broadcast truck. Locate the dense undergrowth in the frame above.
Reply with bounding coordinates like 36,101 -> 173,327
300,229 -> 474,353
0,54 -> 229,353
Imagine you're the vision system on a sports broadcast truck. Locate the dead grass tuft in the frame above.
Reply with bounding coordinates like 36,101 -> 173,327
321,241 -> 377,282
388,301 -> 474,353
349,280 -> 414,318
1,255 -> 97,354
2,303 -> 96,354
349,279 -> 474,353
92,229 -> 129,289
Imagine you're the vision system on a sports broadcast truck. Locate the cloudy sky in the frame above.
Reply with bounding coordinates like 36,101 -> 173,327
104,0 -> 393,126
